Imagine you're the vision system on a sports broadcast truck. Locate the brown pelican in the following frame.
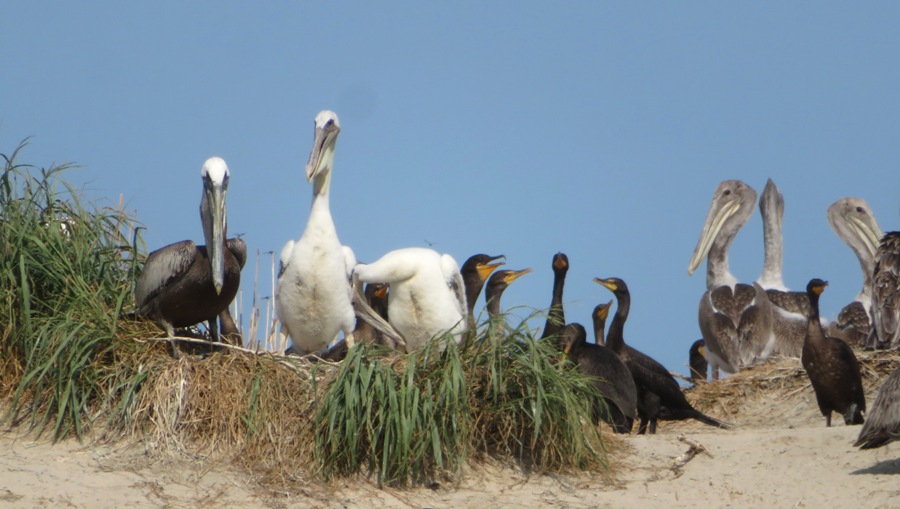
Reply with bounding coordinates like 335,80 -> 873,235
275,110 -> 357,356
353,247 -> 466,352
854,366 -> 900,449
826,198 -> 883,347
688,339 -> 708,383
135,157 -> 246,344
688,180 -> 774,378
460,254 -> 505,328
485,268 -> 532,317
871,232 -> 900,349
756,179 -> 807,358
560,322 -> 637,434
801,279 -> 866,427
596,277 -> 730,434
540,252 -> 569,340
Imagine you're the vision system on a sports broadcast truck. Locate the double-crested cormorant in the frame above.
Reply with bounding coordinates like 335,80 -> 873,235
135,157 -> 246,346
460,254 -> 505,328
801,279 -> 866,427
592,300 -> 614,346
560,323 -> 637,433
870,232 -> 900,349
353,247 -> 467,352
854,367 -> 900,449
826,198 -> 883,347
688,180 -> 774,378
540,252 -> 569,340
689,339 -> 708,383
485,268 -> 532,317
276,110 -> 357,356
351,282 -> 390,345
756,179 -> 806,358
596,277 -> 730,434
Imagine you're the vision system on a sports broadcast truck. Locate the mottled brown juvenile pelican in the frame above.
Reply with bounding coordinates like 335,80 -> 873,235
688,180 -> 774,378
755,179 -> 807,358
135,157 -> 245,344
826,198 -> 883,347
871,232 -> 900,349
854,366 -> 900,449
276,110 -> 357,356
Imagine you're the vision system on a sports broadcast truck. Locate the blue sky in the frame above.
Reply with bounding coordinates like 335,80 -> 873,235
3,2 -> 898,377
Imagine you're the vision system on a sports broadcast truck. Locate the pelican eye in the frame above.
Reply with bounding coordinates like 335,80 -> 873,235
723,189 -> 731,196
856,206 -> 864,213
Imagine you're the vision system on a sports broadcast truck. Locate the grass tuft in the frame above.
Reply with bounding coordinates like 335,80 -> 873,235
0,140 -> 610,490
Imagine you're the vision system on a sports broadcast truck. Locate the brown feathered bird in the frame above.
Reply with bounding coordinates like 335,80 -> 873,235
801,279 -> 866,426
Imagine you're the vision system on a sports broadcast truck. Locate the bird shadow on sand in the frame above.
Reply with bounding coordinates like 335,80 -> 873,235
850,458 -> 900,475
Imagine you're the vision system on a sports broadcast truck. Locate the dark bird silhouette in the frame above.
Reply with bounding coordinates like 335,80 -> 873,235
689,339 -> 708,383
801,279 -> 866,427
460,253 -> 505,328
561,323 -> 637,433
540,252 -> 569,341
592,300 -> 614,346
485,268 -> 532,317
854,367 -> 900,449
595,277 -> 730,434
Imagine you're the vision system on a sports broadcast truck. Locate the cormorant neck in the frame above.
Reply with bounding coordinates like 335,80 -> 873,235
592,315 -> 606,347
606,294 -> 630,352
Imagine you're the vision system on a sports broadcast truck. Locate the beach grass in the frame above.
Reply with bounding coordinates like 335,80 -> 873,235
0,140 -> 609,488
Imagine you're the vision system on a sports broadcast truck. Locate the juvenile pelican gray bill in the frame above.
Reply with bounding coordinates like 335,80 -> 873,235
826,198 -> 883,346
688,180 -> 774,378
135,157 -> 245,345
756,179 -> 807,358
276,110 -> 357,356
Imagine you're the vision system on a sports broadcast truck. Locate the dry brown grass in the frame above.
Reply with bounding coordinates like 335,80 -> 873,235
682,348 -> 900,428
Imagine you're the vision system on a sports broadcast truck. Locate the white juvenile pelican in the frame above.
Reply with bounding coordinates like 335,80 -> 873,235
688,180 -> 774,378
276,110 -> 357,355
135,157 -> 246,344
353,247 -> 467,353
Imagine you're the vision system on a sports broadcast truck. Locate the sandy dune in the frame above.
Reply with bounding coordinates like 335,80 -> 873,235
2,418 -> 899,509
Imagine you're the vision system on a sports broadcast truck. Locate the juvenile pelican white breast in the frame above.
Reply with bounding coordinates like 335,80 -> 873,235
275,110 -> 357,355
135,157 -> 245,343
755,179 -> 807,358
826,198 -> 883,347
353,247 -> 467,352
688,180 -> 774,378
